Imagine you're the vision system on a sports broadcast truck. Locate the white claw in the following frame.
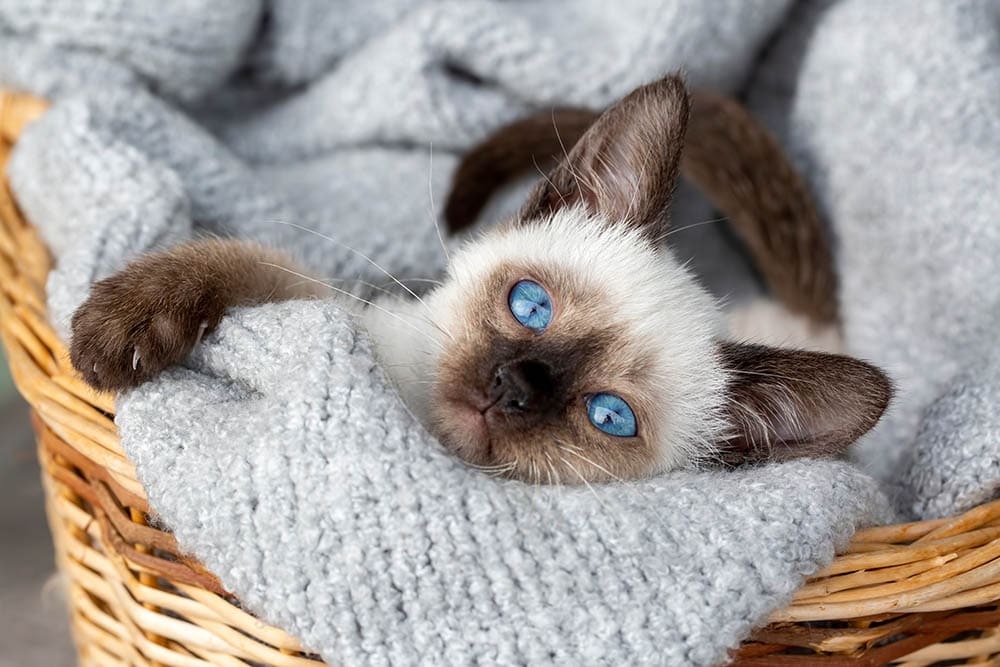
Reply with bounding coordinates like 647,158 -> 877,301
194,320 -> 208,347
132,348 -> 140,371
93,363 -> 99,374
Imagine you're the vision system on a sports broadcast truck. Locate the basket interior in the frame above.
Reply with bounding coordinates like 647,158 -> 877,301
1,90 -> 998,666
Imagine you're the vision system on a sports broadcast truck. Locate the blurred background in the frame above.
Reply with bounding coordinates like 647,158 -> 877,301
1,364 -> 76,665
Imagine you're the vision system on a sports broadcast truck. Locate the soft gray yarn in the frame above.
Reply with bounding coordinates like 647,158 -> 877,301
745,0 -> 1000,516
119,301 -> 888,666
1,0 -> 995,664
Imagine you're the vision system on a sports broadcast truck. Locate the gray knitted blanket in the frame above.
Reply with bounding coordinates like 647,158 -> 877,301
3,1 -> 998,664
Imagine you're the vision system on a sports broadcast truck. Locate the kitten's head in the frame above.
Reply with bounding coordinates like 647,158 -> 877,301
416,75 -> 891,483
427,206 -> 726,482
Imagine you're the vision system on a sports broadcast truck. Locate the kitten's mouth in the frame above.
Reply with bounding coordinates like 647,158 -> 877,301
459,386 -> 501,414
437,394 -> 490,452
433,376 -> 527,465
446,384 -> 499,417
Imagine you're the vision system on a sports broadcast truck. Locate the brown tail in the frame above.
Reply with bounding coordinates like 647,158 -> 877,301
444,92 -> 838,325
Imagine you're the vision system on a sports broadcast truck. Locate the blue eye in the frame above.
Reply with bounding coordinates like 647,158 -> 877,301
587,393 -> 637,437
508,280 -> 552,332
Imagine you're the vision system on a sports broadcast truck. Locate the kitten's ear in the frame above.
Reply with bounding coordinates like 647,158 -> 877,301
717,342 -> 892,464
519,73 -> 690,242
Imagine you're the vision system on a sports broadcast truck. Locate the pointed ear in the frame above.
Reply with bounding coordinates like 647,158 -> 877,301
519,73 -> 690,242
717,342 -> 892,464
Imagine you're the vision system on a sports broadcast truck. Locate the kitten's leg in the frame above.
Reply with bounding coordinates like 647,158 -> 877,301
71,239 -> 323,392
726,298 -> 843,353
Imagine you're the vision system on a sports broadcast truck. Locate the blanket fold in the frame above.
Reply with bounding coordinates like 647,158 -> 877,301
117,299 -> 890,666
3,0 -> 998,664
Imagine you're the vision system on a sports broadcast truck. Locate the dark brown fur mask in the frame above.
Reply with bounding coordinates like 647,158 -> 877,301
418,73 -> 892,484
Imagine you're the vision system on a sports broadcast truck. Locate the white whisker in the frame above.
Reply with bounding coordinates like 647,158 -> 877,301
258,262 -> 445,353
725,367 -> 823,388
380,277 -> 444,288
551,109 -> 587,197
268,220 -> 455,341
427,142 -> 451,262
531,155 -> 568,210
559,454 -> 608,511
652,216 -> 728,245
561,446 -> 622,483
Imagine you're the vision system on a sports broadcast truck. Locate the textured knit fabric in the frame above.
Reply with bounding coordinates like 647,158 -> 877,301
745,0 -> 1000,517
119,301 -> 889,666
0,1 -> 996,664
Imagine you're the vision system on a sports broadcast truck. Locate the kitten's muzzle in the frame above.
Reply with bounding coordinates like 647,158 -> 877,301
486,359 -> 557,419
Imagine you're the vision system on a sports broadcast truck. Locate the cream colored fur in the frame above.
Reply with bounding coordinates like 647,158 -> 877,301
364,207 -> 731,471
727,298 -> 843,353
361,217 -> 844,474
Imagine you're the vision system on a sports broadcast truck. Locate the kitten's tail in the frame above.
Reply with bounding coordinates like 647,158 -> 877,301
444,92 -> 838,325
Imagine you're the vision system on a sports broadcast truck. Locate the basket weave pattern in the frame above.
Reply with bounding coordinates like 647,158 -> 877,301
1,90 -> 998,666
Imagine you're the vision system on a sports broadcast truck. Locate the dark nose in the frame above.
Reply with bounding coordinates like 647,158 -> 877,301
488,360 -> 556,414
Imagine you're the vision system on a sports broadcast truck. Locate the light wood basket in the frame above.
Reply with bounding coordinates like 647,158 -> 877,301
2,90 -> 999,667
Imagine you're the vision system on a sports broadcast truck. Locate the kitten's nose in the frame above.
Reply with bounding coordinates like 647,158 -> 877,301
488,360 -> 555,414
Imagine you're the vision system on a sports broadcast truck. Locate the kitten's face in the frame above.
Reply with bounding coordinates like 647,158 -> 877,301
397,74 -> 891,484
424,210 -> 727,483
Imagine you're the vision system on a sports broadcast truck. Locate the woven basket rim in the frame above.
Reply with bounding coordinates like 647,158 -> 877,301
2,88 -> 998,666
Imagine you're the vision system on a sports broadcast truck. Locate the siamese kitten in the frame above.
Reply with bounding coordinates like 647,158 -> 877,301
70,74 -> 891,484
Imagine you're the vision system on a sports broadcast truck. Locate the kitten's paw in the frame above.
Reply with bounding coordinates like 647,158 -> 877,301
70,258 -> 226,392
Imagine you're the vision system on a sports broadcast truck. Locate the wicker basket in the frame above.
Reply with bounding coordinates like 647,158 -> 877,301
2,90 -> 999,667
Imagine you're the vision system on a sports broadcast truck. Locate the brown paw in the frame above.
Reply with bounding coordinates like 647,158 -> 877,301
70,254 -> 228,392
